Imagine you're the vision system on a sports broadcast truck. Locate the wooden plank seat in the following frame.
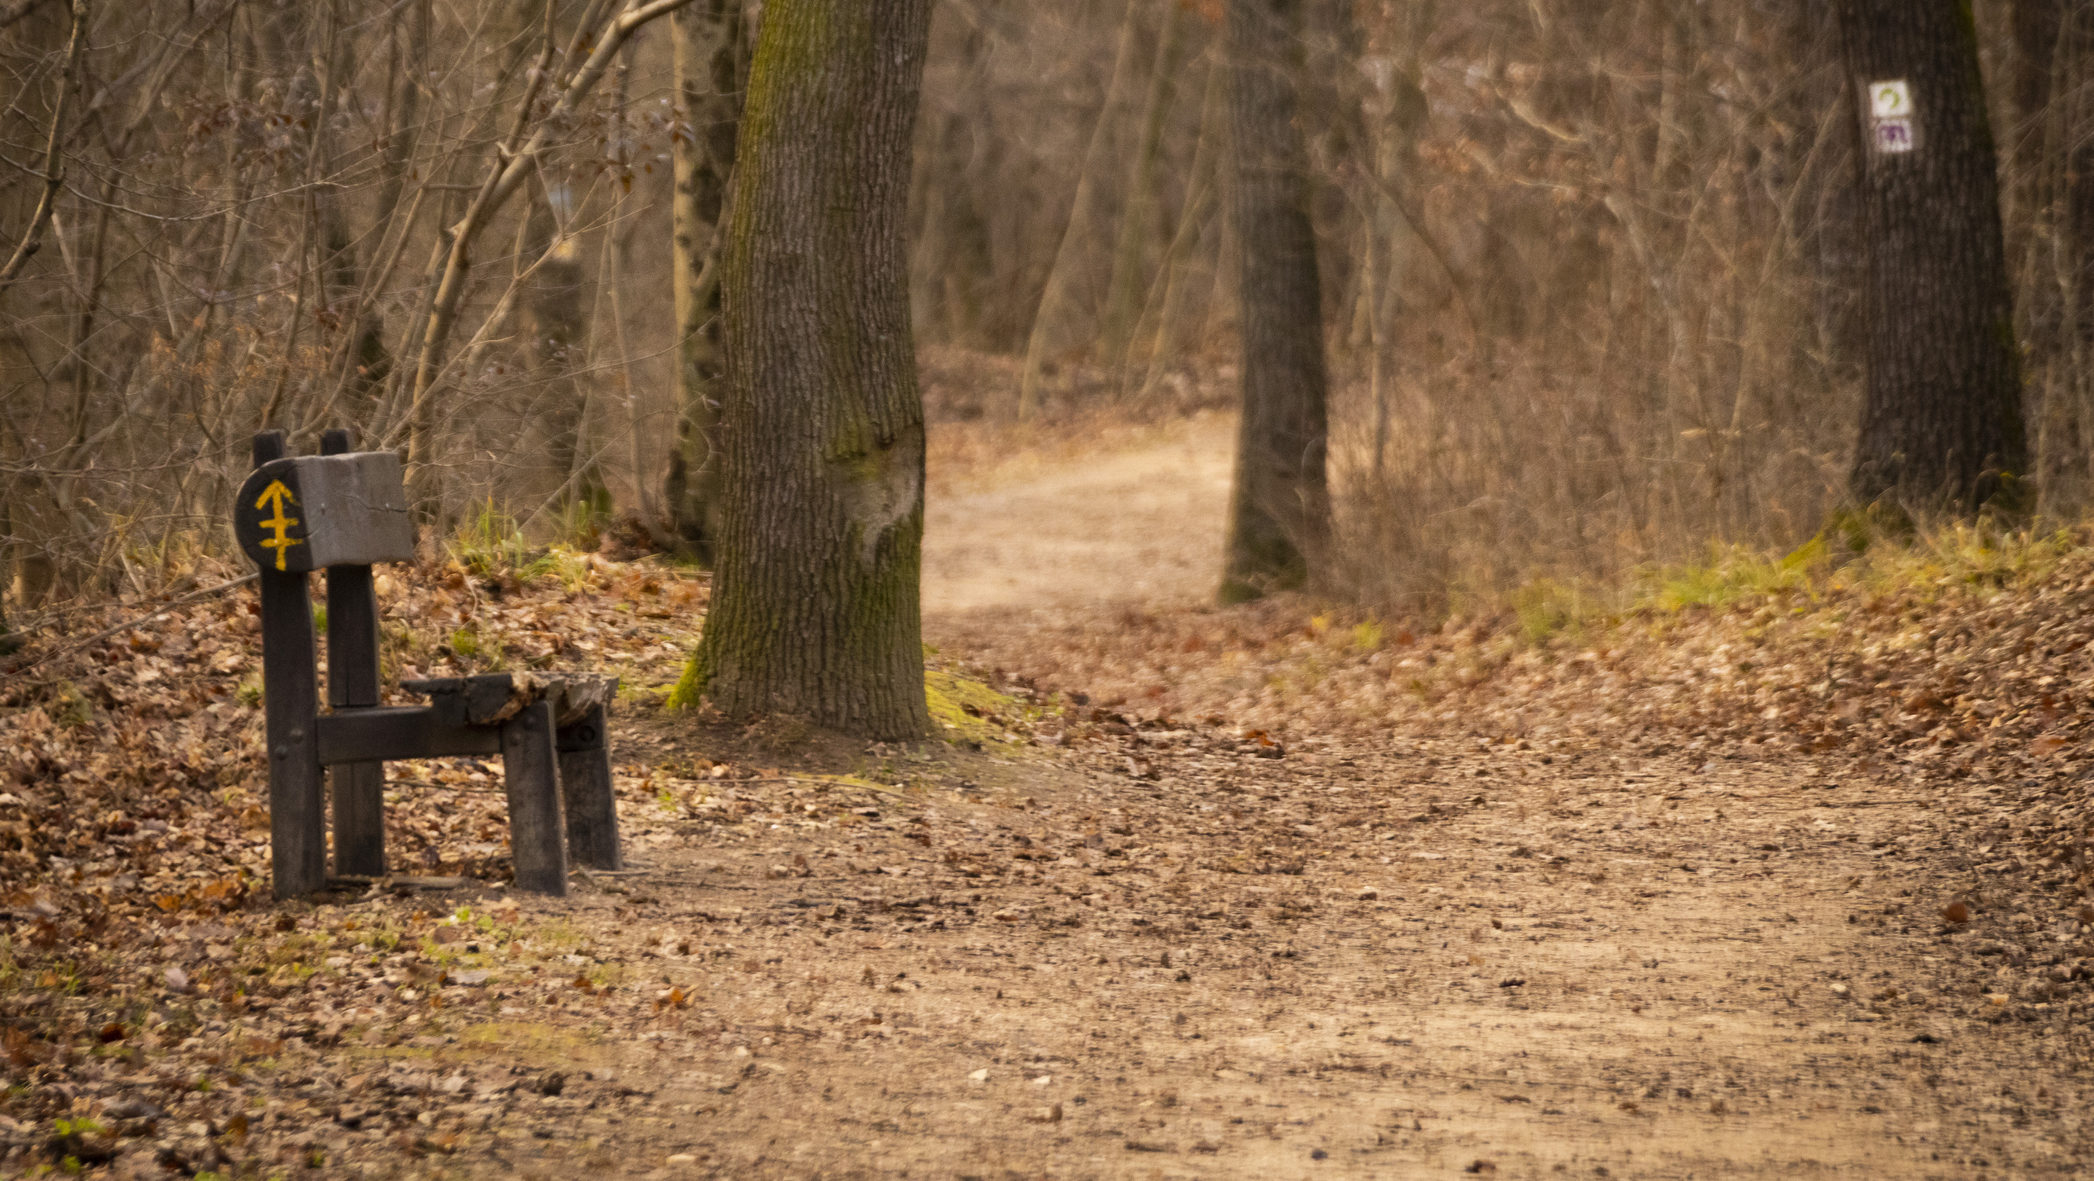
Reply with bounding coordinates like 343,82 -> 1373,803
237,429 -> 622,899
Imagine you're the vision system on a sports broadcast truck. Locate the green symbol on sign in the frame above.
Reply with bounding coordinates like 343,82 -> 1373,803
253,479 -> 303,571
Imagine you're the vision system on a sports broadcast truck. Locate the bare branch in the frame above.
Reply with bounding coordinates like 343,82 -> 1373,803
403,0 -> 698,488
0,0 -> 87,298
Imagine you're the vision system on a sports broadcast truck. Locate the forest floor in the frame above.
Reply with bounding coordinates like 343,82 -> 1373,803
6,408 -> 2094,1178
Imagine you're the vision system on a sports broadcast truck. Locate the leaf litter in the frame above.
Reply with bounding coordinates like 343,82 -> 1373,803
2,517 -> 2094,1171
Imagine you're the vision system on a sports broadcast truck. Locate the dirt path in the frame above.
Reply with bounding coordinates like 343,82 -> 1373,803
370,417 -> 2085,1179
921,412 -> 1234,617
359,724 -> 2092,1180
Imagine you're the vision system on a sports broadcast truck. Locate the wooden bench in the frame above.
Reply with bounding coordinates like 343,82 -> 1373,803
236,429 -> 621,898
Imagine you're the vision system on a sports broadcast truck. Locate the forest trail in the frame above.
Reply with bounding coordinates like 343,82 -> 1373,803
921,410 -> 1235,618
458,419 -> 2085,1177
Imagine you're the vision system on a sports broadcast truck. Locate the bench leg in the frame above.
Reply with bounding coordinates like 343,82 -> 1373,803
556,704 -> 622,871
330,762 -> 387,877
500,700 -> 567,895
256,429 -> 325,899
260,572 -> 327,899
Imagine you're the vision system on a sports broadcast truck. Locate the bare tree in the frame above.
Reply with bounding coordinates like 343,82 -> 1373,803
1219,0 -> 1331,602
400,0 -> 697,508
663,0 -> 746,559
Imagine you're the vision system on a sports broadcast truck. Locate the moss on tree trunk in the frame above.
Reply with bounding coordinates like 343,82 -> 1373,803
677,0 -> 934,740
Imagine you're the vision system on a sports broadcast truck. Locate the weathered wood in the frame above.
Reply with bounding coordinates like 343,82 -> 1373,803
403,673 -> 523,726
322,428 -> 388,877
500,700 -> 568,895
233,452 -> 415,573
254,431 -> 328,899
403,672 -> 617,726
556,703 -> 621,870
316,706 -> 504,764
244,428 -> 618,899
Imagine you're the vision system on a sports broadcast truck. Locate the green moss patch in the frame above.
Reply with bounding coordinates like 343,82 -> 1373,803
925,669 -> 1032,747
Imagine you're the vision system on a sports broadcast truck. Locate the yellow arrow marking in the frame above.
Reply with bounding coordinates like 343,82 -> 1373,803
252,479 -> 303,571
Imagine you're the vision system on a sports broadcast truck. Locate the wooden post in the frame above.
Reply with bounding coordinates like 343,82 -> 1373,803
254,431 -> 328,898
556,703 -> 622,870
320,427 -> 387,877
500,700 -> 568,895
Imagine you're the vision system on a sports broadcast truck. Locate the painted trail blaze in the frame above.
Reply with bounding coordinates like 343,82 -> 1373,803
252,479 -> 303,570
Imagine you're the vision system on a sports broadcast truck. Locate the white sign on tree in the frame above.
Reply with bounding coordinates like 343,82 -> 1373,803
1867,79 -> 1917,155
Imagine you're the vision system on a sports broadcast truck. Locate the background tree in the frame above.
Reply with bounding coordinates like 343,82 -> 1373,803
673,0 -> 936,739
663,0 -> 746,560
1,0 -> 2086,647
1219,0 -> 1331,602
1836,0 -> 2027,514
2007,0 -> 2094,509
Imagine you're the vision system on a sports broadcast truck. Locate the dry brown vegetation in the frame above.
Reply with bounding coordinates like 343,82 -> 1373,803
3,0 -> 2090,623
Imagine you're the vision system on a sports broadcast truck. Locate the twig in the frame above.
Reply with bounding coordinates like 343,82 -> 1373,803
403,0 -> 699,482
3,572 -> 258,674
0,0 -> 86,297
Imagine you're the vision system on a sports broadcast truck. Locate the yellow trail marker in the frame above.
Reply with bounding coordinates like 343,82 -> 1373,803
252,479 -> 304,571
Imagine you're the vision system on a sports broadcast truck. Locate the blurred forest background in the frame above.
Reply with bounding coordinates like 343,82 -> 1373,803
1,0 -> 2089,633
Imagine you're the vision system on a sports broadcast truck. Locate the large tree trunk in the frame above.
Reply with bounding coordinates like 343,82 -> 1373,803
676,0 -> 934,740
1219,0 -> 1331,603
664,0 -> 746,560
1837,0 -> 2028,514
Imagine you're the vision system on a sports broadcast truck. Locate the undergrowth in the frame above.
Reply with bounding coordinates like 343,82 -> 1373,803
1465,521 -> 2084,646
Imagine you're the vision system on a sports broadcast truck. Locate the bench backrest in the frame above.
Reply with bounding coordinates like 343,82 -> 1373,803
235,451 -> 415,573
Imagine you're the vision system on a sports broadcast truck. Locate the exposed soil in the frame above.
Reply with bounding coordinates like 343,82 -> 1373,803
5,413 -> 2093,1178
921,410 -> 1234,616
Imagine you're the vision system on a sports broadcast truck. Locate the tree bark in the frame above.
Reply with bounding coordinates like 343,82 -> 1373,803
1220,0 -> 1331,602
1837,0 -> 2028,514
664,0 -> 746,560
676,0 -> 934,740
2010,0 -> 2094,510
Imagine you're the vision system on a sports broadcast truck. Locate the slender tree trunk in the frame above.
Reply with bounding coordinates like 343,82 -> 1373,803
664,0 -> 746,559
2012,0 -> 2068,503
910,11 -> 997,349
1017,0 -> 1142,420
1837,0 -> 2028,514
519,191 -> 604,519
2015,0 -> 2094,510
676,0 -> 934,740
2064,9 -> 2094,510
1101,2 -> 1185,364
1219,0 -> 1331,603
